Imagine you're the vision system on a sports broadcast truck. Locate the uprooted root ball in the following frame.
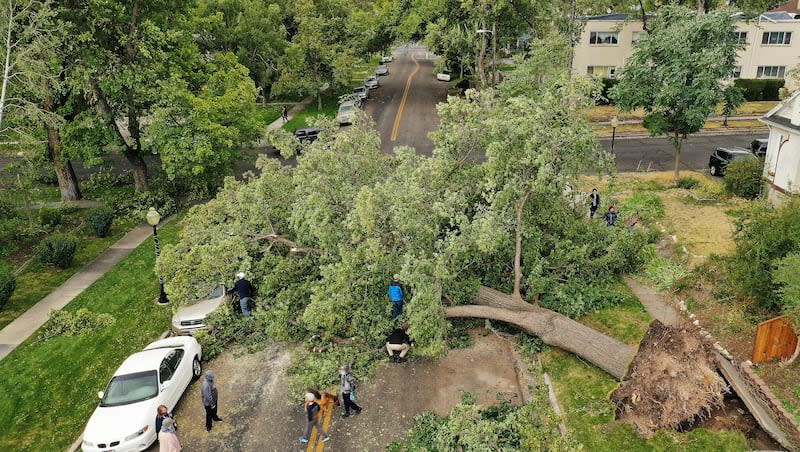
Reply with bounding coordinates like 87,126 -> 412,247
610,320 -> 727,437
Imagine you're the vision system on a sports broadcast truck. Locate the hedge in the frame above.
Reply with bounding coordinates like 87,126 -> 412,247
733,79 -> 785,101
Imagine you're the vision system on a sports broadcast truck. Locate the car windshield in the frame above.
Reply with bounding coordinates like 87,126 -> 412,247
731,153 -> 756,161
100,371 -> 158,407
339,105 -> 354,113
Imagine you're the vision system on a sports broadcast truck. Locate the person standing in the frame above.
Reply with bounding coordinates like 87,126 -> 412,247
589,188 -> 601,219
299,390 -> 330,443
339,364 -> 362,418
158,416 -> 182,452
155,405 -> 176,442
604,205 -> 618,227
234,272 -> 254,317
202,370 -> 223,432
386,328 -> 411,362
387,274 -> 405,320
281,105 -> 289,123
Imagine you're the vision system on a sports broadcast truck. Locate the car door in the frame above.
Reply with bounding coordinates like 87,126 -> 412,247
159,349 -> 185,408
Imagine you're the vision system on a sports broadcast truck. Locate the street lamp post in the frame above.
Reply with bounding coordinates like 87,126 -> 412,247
610,115 -> 619,154
146,207 -> 169,305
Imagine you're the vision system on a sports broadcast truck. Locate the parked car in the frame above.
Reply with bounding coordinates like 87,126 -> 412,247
294,127 -> 322,144
436,69 -> 451,82
338,93 -> 362,108
364,76 -> 379,89
708,147 -> 758,176
375,65 -> 389,76
750,138 -> 768,157
171,285 -> 229,335
337,101 -> 357,125
380,55 -> 393,63
81,336 -> 202,452
353,85 -> 368,101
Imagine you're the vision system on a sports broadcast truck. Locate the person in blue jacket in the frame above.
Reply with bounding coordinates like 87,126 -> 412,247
388,274 -> 405,319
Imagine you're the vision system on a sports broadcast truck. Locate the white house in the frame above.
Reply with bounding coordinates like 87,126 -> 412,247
760,91 -> 800,205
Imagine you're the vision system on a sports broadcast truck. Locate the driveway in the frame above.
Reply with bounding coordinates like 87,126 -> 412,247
158,329 -> 532,451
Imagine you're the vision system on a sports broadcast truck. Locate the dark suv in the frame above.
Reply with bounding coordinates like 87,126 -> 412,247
294,127 -> 321,143
750,139 -> 768,157
708,147 -> 757,176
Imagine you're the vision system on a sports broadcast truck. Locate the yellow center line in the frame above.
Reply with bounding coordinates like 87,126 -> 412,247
306,399 -> 334,452
390,53 -> 420,141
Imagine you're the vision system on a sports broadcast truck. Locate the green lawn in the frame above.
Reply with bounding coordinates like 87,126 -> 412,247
0,220 -> 181,452
283,93 -> 341,132
539,287 -> 749,451
0,219 -> 135,330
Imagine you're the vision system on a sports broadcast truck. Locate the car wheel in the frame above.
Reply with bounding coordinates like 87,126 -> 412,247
192,356 -> 201,380
709,165 -> 718,176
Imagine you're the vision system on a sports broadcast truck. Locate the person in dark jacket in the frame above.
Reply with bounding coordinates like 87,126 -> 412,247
201,371 -> 223,432
299,391 -> 330,443
234,272 -> 254,317
339,364 -> 362,418
386,328 -> 411,362
604,205 -> 618,227
589,188 -> 600,219
155,405 -> 175,440
387,274 -> 405,319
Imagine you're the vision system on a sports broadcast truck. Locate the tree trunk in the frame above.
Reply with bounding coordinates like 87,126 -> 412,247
512,189 -> 533,301
124,148 -> 148,191
672,132 -> 683,182
261,79 -> 269,107
477,22 -> 487,88
317,92 -> 322,111
446,286 -> 637,380
47,124 -> 82,201
0,0 -> 14,131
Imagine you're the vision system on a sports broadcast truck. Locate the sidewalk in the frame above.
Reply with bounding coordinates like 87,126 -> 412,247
0,220 -> 169,361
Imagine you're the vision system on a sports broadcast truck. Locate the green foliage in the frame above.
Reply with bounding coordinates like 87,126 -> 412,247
194,302 -> 269,362
0,199 -> 17,220
38,208 -> 63,229
618,192 -> 664,223
38,308 -> 115,341
35,234 -> 78,269
0,268 -> 15,309
0,218 -> 21,256
723,158 -> 764,199
726,201 -> 800,309
387,391 -> 580,452
597,77 -> 619,105
733,78 -> 785,101
645,256 -> 689,292
286,341 -> 380,396
675,177 -> 700,189
85,206 -> 115,237
773,253 -> 800,321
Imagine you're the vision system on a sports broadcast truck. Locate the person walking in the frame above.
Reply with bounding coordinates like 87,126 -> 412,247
589,188 -> 601,219
339,364 -> 362,418
604,205 -> 618,227
386,328 -> 411,362
202,370 -> 223,432
387,274 -> 405,320
158,415 -> 182,452
299,390 -> 330,443
234,272 -> 254,317
281,105 -> 289,123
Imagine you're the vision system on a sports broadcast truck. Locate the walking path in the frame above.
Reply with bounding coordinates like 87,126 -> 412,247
0,219 -> 171,362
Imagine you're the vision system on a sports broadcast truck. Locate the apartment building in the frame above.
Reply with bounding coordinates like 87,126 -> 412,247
572,6 -> 800,88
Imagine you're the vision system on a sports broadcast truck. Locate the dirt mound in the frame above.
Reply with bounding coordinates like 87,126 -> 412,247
611,320 -> 728,437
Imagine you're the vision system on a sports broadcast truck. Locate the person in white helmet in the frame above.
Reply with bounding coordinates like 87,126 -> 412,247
234,272 -> 254,316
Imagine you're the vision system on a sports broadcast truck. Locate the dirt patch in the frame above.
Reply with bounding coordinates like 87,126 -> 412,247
611,320 -> 727,437
155,329 -> 531,451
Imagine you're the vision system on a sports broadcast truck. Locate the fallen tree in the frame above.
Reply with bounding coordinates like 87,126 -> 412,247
446,286 -> 637,380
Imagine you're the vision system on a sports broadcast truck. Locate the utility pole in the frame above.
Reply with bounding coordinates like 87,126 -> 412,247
492,21 -> 497,86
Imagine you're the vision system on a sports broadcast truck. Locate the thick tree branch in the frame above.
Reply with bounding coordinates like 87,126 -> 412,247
248,232 -> 322,255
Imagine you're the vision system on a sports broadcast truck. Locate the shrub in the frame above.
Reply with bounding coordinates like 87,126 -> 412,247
645,256 -> 689,291
0,219 -> 21,256
38,208 -> 63,229
85,206 -> 115,237
733,79 -> 785,101
598,77 -> 619,105
0,268 -> 15,308
38,308 -> 115,341
0,199 -> 16,220
618,191 -> 665,223
675,177 -> 700,189
35,234 -> 78,268
724,158 -> 764,199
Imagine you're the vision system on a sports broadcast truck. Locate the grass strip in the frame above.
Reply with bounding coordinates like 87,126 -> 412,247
0,219 -> 181,451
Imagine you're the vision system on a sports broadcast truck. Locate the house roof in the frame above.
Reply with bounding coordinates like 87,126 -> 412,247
578,13 -> 633,21
770,0 -> 800,15
760,91 -> 800,133
758,11 -> 799,21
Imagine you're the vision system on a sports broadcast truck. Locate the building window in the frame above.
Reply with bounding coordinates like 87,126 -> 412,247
756,66 -> 786,78
732,66 -> 742,78
761,31 -> 792,45
732,31 -> 747,44
589,31 -> 619,45
587,66 -> 617,78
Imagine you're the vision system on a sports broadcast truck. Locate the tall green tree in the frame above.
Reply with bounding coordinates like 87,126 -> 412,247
610,5 -> 742,182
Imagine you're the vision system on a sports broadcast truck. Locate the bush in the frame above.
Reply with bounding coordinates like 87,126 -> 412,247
0,268 -> 15,308
675,177 -> 700,189
618,191 -> 665,223
85,206 -> 115,237
0,219 -> 21,256
38,208 -> 63,229
733,79 -> 785,101
598,77 -> 619,105
35,234 -> 78,268
0,199 -> 16,220
38,308 -> 115,341
724,158 -> 764,199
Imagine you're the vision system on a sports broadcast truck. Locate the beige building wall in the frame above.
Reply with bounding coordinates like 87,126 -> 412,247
572,16 -> 800,90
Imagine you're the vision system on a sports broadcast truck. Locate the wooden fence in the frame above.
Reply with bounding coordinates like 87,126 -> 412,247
752,316 -> 798,363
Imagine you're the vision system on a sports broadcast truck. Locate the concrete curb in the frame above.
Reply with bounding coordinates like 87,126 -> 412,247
597,126 -> 768,140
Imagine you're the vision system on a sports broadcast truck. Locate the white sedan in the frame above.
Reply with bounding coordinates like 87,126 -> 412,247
436,69 -> 451,82
81,337 -> 202,452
